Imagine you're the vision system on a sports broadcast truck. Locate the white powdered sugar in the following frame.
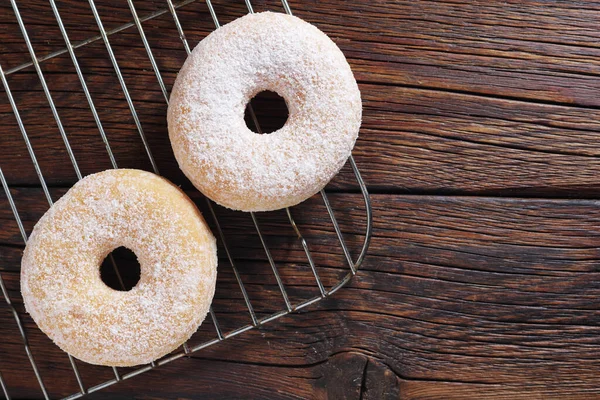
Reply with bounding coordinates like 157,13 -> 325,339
168,11 -> 362,212
20,169 -> 218,367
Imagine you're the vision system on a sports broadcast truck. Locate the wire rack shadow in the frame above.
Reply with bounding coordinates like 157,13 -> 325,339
0,0 -> 373,399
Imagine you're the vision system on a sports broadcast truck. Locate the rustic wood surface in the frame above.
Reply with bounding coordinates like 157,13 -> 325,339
2,0 -> 600,399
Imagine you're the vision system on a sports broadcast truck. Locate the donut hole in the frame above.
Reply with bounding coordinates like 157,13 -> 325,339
100,247 -> 141,291
244,91 -> 288,134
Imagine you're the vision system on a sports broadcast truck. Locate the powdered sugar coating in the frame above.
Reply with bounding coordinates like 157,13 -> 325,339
21,169 -> 218,367
168,11 -> 361,212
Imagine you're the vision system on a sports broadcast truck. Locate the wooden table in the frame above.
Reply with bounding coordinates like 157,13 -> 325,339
2,0 -> 600,398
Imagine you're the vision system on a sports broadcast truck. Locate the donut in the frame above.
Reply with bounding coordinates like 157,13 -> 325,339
168,11 -> 362,212
20,169 -> 218,367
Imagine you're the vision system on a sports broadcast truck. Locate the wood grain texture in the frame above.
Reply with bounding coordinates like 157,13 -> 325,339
3,194 -> 600,399
2,0 -> 600,195
2,0 -> 600,399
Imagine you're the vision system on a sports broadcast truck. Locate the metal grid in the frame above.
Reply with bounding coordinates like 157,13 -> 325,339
0,0 -> 373,399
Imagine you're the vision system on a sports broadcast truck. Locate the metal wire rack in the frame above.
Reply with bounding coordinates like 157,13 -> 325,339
0,0 -> 373,399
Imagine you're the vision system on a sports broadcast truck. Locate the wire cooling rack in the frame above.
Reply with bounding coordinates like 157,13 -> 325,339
0,0 -> 372,399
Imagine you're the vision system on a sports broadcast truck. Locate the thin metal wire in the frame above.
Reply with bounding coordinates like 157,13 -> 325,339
205,0 -> 221,28
209,308 -> 224,340
48,0 -> 118,169
182,342 -> 191,354
244,0 -> 255,14
87,0 -> 159,175
242,1 -> 327,298
126,0 -> 169,103
111,367 -> 120,382
0,169 -> 50,400
0,0 -> 373,398
281,0 -> 293,15
347,156 -> 373,269
205,198 -> 259,326
321,189 -> 357,275
0,65 -> 53,205
4,0 -> 198,77
67,357 -> 86,395
327,157 -> 373,295
0,371 -> 10,400
286,208 -> 326,297
0,175 -> 27,244
166,0 -> 191,54
250,213 -> 292,311
9,0 -> 81,180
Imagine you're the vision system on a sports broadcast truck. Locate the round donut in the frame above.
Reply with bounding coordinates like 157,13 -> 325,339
21,169 -> 218,367
168,11 -> 361,212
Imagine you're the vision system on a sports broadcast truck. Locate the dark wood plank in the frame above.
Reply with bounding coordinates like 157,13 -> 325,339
3,194 -> 600,398
1,0 -> 600,195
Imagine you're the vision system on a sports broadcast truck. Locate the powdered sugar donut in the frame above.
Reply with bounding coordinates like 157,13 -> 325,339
168,11 -> 361,212
21,169 -> 217,367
